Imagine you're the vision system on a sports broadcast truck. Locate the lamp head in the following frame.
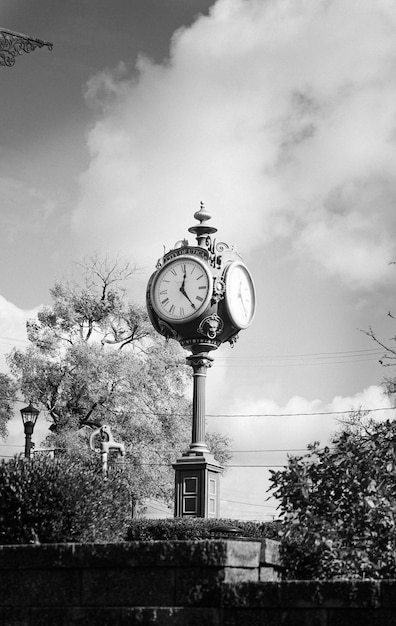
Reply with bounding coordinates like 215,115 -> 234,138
20,403 -> 40,428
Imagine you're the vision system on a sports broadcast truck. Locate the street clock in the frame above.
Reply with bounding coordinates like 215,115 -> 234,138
146,204 -> 256,519
146,205 -> 256,353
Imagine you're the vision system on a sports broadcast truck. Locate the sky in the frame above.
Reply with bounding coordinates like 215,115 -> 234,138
1,0 -> 396,520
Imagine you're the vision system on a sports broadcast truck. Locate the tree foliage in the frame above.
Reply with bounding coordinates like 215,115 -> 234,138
269,416 -> 396,579
7,256 -> 230,504
0,373 -> 17,439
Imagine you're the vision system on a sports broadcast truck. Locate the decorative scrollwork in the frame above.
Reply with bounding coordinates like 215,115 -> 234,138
180,337 -> 221,350
212,277 -> 225,303
206,239 -> 232,269
186,353 -> 214,370
158,320 -> 178,340
173,238 -> 189,249
198,314 -> 224,339
215,241 -> 230,253
228,333 -> 240,347
0,29 -> 52,67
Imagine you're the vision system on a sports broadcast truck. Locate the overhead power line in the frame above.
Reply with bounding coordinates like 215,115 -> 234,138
221,499 -> 276,509
1,395 -> 394,418
0,335 -> 383,364
207,406 -> 394,418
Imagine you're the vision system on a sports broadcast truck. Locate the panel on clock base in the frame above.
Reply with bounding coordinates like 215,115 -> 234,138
173,454 -> 223,518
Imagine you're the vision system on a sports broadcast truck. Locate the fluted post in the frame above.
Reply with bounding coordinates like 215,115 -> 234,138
186,352 -> 213,454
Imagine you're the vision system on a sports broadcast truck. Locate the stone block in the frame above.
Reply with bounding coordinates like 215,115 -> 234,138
0,569 -> 81,607
0,606 -> 30,626
327,608 -> 391,626
259,539 -> 282,568
278,581 -> 380,608
121,607 -> 221,626
380,581 -> 396,608
221,581 -> 281,608
222,607 -> 328,626
81,567 -> 175,606
30,606 -> 220,626
224,541 -> 261,568
223,567 -> 259,584
175,567 -> 225,606
259,566 -> 281,581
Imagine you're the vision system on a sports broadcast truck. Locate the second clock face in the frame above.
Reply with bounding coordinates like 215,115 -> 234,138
225,261 -> 256,329
151,256 -> 213,322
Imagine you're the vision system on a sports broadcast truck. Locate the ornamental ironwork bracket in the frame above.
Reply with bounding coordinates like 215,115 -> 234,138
0,28 -> 53,67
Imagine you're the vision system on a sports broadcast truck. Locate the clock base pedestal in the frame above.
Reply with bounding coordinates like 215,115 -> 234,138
173,453 -> 223,518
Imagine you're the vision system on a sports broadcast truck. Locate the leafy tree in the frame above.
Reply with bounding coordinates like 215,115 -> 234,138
0,373 -> 17,439
269,416 -> 396,579
8,256 -> 231,504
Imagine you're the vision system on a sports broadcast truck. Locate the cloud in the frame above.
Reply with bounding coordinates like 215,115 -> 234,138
72,0 -> 396,289
0,295 -> 37,371
209,383 -> 392,519
208,383 -> 392,451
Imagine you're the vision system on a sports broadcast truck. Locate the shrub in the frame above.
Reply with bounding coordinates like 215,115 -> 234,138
0,456 -> 131,544
126,517 -> 280,541
269,421 -> 396,579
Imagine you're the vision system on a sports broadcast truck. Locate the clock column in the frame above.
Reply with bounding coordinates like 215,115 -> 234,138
187,352 -> 213,454
146,204 -> 256,519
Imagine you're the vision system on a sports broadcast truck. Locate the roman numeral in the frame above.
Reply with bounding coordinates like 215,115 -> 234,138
169,304 -> 175,314
162,298 -> 169,305
170,268 -> 177,276
159,290 -> 168,295
196,296 -> 203,302
196,274 -> 204,280
198,286 -> 206,290
180,307 -> 184,316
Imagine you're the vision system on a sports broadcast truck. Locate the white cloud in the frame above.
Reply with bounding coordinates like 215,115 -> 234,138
0,295 -> 37,372
210,383 -> 393,519
208,383 -> 392,451
72,0 -> 396,289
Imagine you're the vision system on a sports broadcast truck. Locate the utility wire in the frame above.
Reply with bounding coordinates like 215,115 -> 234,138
0,335 -> 384,364
221,499 -> 276,509
1,397 -> 394,418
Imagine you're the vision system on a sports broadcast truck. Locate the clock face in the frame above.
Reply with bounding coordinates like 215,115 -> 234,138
151,256 -> 213,323
225,261 -> 256,328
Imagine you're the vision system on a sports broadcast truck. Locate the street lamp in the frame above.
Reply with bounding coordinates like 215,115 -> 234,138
20,403 -> 40,459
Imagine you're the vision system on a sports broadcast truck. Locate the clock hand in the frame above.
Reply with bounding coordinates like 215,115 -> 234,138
180,268 -> 186,291
238,282 -> 248,315
179,274 -> 196,308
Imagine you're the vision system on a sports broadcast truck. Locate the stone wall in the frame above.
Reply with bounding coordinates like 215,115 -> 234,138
1,540 -> 395,625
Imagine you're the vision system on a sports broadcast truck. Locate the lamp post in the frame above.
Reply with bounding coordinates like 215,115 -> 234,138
20,403 -> 40,459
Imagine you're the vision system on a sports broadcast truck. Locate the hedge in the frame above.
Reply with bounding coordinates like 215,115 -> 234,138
126,517 -> 281,541
0,456 -> 131,544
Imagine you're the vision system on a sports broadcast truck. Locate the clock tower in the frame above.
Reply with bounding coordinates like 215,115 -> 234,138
146,204 -> 255,517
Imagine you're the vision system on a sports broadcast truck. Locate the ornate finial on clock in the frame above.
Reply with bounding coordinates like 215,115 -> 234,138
188,202 -> 217,247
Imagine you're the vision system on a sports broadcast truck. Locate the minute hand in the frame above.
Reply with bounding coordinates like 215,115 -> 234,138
180,283 -> 196,308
